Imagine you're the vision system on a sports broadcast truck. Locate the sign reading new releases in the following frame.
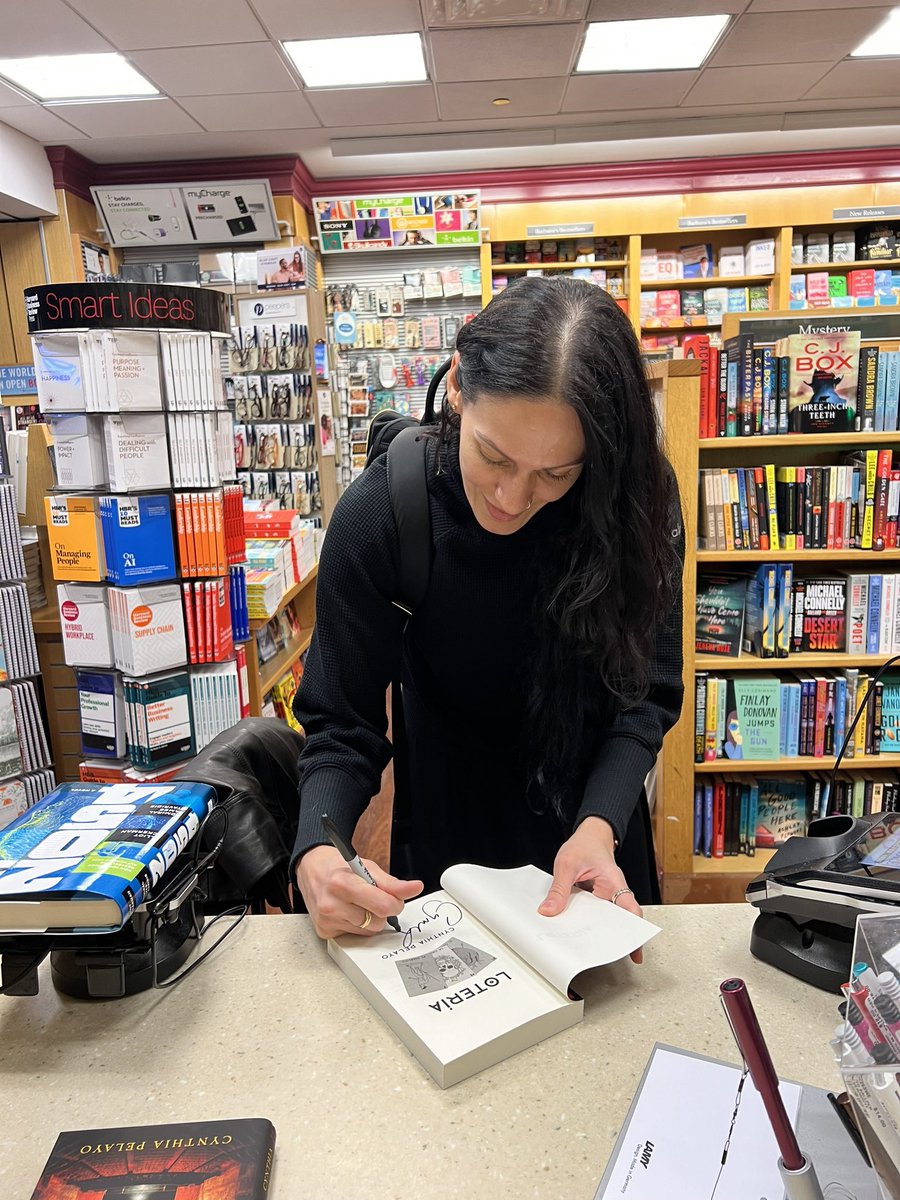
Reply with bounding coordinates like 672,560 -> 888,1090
314,191 -> 482,252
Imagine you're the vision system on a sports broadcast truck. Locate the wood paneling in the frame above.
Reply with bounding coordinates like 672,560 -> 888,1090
0,222 -> 47,362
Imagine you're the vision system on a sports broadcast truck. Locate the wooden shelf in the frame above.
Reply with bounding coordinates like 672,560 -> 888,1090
640,274 -> 773,290
491,259 -> 627,272
699,430 -> 900,450
692,849 -> 775,875
697,652 -> 895,671
248,564 -> 318,631
641,317 -> 722,330
695,754 -> 899,773
259,631 -> 313,695
697,548 -> 900,563
790,258 -> 900,273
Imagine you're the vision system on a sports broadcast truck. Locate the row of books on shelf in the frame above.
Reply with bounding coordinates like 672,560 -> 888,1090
698,569 -> 900,659
690,329 -> 900,438
792,226 -> 897,265
493,269 -> 625,297
0,582 -> 40,680
0,682 -> 52,784
788,269 -> 900,309
641,239 -> 776,281
491,236 -> 625,265
698,452 -> 898,553
640,286 -> 769,324
46,487 -> 247,584
48,409 -> 234,492
691,770 -> 900,861
0,480 -> 25,582
695,669 -> 897,763
76,654 -> 252,769
33,329 -> 228,414
0,768 -> 57,831
261,656 -> 305,732
256,603 -> 305,666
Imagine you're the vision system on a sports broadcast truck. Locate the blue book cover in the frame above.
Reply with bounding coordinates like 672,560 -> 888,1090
0,781 -> 214,931
755,778 -> 809,848
76,669 -> 125,759
834,675 -> 847,761
703,783 -> 714,858
883,350 -> 900,434
875,354 -> 889,433
693,784 -> 703,855
747,777 -> 759,856
785,682 -> 800,758
867,574 -> 883,655
101,494 -> 176,585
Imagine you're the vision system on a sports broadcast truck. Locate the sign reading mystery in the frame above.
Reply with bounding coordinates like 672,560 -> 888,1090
24,283 -> 230,334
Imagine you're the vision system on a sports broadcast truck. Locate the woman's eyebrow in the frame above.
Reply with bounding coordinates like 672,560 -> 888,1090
474,429 -> 584,470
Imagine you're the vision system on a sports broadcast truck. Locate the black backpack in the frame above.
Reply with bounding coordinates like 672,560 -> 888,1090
363,356 -> 452,873
364,356 -> 452,615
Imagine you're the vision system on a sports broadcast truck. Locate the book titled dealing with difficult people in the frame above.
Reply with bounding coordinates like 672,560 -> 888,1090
329,863 -> 660,1087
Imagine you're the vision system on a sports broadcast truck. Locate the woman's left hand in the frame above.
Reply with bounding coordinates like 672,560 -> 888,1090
538,815 -> 645,964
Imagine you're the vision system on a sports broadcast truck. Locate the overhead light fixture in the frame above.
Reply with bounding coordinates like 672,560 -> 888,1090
492,97 -> 511,106
283,33 -> 427,88
0,53 -> 158,102
576,15 -> 730,73
851,8 -> 900,57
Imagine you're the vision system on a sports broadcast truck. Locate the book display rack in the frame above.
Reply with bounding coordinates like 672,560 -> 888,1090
27,282 -> 251,786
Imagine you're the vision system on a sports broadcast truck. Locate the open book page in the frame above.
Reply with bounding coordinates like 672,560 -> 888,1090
329,889 -> 578,1069
440,864 -> 661,995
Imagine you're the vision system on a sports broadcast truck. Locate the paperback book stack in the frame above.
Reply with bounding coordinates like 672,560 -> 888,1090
28,282 -> 250,784
0,476 -> 56,830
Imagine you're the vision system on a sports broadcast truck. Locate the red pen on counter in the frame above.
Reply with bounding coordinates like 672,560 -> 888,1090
720,978 -> 824,1200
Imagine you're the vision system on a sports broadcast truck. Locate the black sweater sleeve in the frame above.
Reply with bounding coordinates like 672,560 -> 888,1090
575,524 -> 686,846
291,459 -> 407,867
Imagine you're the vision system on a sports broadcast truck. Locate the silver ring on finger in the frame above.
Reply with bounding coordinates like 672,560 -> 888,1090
610,887 -> 634,906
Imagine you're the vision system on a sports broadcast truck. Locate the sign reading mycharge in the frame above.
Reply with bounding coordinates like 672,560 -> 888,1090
24,283 -> 230,334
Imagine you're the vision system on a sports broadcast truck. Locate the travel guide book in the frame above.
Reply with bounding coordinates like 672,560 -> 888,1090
0,780 -> 213,932
329,863 -> 659,1088
29,1117 -> 275,1200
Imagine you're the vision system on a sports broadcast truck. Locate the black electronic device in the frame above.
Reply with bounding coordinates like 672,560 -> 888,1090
226,214 -> 256,236
747,811 -> 900,991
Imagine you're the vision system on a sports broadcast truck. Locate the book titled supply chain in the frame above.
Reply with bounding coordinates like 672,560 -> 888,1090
0,780 -> 214,932
329,863 -> 659,1087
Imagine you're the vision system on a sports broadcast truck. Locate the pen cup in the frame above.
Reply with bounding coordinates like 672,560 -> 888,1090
837,913 -> 900,1199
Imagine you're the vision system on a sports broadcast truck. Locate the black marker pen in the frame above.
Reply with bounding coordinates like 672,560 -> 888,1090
321,813 -> 401,933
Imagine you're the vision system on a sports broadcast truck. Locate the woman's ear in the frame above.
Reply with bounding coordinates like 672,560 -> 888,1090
446,351 -> 462,412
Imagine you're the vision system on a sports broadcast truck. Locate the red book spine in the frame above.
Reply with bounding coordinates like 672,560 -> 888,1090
235,644 -> 251,717
183,582 -> 197,666
813,678 -> 827,758
194,582 -> 206,665
874,450 -> 894,551
713,779 -> 725,858
204,580 -> 214,664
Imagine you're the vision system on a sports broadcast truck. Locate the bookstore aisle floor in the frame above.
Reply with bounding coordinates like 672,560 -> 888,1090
0,906 -> 846,1200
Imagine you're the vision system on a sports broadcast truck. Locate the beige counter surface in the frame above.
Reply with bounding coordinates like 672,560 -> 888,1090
0,904 -> 845,1199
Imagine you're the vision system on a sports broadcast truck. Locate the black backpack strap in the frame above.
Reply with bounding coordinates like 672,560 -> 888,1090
386,425 -> 432,616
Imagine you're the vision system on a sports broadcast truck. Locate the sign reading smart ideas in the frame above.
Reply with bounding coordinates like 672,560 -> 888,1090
24,283 -> 230,334
314,191 -> 481,253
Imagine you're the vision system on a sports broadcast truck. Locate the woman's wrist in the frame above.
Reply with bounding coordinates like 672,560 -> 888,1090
577,815 -> 619,853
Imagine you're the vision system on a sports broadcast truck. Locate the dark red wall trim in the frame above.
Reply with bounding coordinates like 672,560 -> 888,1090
46,144 -> 900,210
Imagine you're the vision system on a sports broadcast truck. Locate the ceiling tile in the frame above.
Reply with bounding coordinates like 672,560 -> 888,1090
749,0 -> 890,9
683,61 -> 833,106
53,98 -> 204,137
563,70 -> 698,113
80,128 -> 325,162
128,43 -> 298,96
250,0 -> 423,38
0,105 -> 90,141
179,91 -> 321,130
66,0 -> 268,49
710,9 -> 889,66
588,0 -> 748,14
0,1 -> 113,55
805,59 -> 900,101
430,24 -> 581,81
425,0 -> 589,24
305,84 -> 437,126
0,81 -> 34,108
437,76 -> 566,119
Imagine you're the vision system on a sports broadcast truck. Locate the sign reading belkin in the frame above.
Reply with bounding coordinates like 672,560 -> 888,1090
24,283 -> 230,334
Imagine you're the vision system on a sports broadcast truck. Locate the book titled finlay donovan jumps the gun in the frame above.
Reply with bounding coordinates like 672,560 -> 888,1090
0,780 -> 213,933
328,863 -> 660,1087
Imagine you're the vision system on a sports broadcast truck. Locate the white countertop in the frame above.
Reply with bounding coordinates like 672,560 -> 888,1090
0,904 -> 846,1199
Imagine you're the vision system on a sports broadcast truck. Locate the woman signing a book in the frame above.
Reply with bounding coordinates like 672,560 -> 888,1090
292,277 -> 684,947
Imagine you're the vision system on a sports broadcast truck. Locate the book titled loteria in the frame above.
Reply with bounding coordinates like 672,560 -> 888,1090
329,863 -> 659,1088
0,780 -> 213,932
29,1117 -> 275,1200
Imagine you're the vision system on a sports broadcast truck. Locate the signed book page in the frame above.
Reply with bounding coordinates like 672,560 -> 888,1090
327,864 -> 660,1088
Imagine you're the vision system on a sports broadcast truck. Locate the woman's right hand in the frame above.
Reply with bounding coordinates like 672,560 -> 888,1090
297,845 -> 424,940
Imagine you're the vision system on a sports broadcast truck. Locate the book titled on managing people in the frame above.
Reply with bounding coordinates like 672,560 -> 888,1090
0,780 -> 213,933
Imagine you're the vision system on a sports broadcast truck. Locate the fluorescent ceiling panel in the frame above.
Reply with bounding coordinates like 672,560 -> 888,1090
577,15 -> 729,72
852,9 -> 900,57
0,53 -> 158,101
283,33 -> 427,87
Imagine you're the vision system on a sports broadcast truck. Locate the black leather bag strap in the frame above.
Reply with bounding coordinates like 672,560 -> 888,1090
386,425 -> 432,616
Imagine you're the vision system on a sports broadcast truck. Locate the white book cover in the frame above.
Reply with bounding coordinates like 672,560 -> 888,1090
881,574 -> 896,655
329,863 -> 659,1088
33,333 -> 86,412
111,584 -> 186,676
105,413 -> 171,490
48,413 -> 107,488
102,329 -> 163,411
58,583 -> 114,668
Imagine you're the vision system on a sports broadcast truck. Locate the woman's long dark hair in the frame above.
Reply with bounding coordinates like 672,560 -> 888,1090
439,276 -> 682,817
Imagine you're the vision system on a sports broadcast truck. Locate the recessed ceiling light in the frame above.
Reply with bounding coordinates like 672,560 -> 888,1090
851,9 -> 900,57
283,33 -> 427,88
0,53 -> 158,102
576,15 -> 730,73
492,97 -> 511,106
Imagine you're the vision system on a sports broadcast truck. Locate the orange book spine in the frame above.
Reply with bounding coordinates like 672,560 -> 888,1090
174,494 -> 188,578
189,493 -> 204,576
212,489 -> 226,575
182,492 -> 197,578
